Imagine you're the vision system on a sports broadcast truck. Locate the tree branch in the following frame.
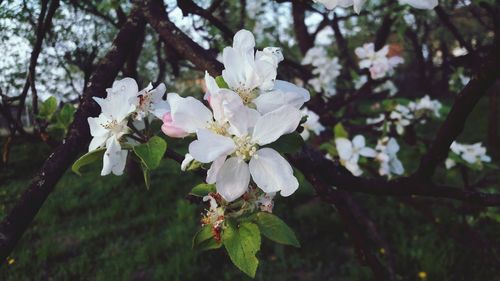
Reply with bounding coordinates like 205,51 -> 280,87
290,146 -> 500,206
415,41 -> 500,179
138,0 -> 223,76
0,7 -> 146,265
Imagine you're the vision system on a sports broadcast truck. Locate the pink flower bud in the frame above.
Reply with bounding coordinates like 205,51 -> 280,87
161,112 -> 189,138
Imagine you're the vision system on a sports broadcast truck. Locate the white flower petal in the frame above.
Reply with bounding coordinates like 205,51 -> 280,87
101,137 -> 127,176
189,129 -> 235,163
389,158 -> 404,175
352,135 -> 366,149
249,148 -> 299,196
206,155 -> 226,184
335,138 -> 353,160
253,89 -> 308,115
252,105 -> 302,146
233,29 -> 255,52
398,0 -> 438,9
167,93 -> 212,133
359,147 -> 377,158
216,157 -> 251,202
181,153 -> 194,171
89,135 -> 108,152
88,115 -> 109,137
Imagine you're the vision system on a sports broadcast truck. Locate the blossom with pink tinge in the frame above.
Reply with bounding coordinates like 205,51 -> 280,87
161,112 -> 189,138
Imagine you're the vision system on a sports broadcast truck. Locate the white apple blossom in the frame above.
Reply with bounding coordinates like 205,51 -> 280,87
408,95 -> 442,121
335,135 -> 376,176
206,30 -> 310,114
390,105 -> 413,135
375,137 -> 404,177
313,0 -> 366,14
302,47 -> 342,97
88,78 -> 138,176
188,105 -> 302,202
399,0 -> 438,10
354,75 -> 398,96
300,108 -> 325,140
367,105 -> 413,135
446,142 -> 491,168
355,43 -> 404,80
161,88 -> 256,138
132,83 -> 170,120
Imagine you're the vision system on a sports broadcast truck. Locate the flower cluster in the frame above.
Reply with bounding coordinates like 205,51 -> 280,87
355,75 -> 398,96
408,95 -> 442,122
375,137 -> 404,177
367,95 -> 442,135
302,47 -> 342,97
355,43 -> 404,80
161,30 -> 310,203
334,135 -> 404,177
314,0 -> 438,13
87,78 -> 168,176
335,135 -> 376,176
446,142 -> 491,169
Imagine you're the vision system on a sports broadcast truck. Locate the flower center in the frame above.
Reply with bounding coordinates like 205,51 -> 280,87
234,135 -> 258,161
101,119 -> 128,137
207,121 -> 229,136
235,84 -> 257,105
138,92 -> 152,110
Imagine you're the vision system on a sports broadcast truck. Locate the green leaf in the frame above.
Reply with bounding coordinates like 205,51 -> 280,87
223,221 -> 261,278
190,183 -> 216,197
334,123 -> 348,139
267,132 -> 304,154
215,76 -> 229,89
72,148 -> 106,176
56,104 -> 76,131
133,136 -> 167,170
192,225 -> 222,251
38,96 -> 58,120
255,212 -> 300,248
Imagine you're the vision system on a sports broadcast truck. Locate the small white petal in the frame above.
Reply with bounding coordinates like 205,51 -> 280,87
206,155 -> 226,184
352,135 -> 366,149
189,129 -> 235,163
181,153 -> 194,171
252,105 -> 302,146
101,137 -> 127,176
359,147 -> 377,158
167,93 -> 212,133
233,29 -> 255,51
335,138 -> 353,160
216,157 -> 251,202
249,148 -> 299,196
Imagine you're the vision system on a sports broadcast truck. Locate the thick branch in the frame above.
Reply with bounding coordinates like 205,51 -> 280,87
415,42 -> 500,179
290,146 -> 500,206
434,6 -> 473,53
177,0 -> 235,42
0,7 -> 146,265
138,0 -> 223,76
292,0 -> 313,55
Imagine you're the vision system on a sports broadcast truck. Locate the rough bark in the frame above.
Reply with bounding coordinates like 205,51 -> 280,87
138,0 -> 223,76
